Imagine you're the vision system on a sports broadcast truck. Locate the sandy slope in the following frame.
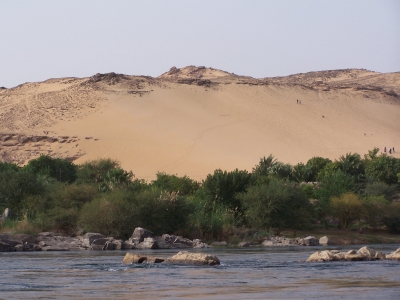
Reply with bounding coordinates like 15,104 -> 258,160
1,67 -> 399,180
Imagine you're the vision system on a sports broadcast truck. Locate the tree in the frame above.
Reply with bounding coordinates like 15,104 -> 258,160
361,196 -> 389,229
76,158 -> 133,191
335,153 -> 365,181
0,169 -> 44,218
331,192 -> 363,229
365,154 -> 400,185
252,155 -> 291,180
23,155 -> 77,183
202,169 -> 252,223
314,168 -> 355,225
291,163 -> 312,183
237,179 -> 311,235
151,172 -> 199,196
305,156 -> 332,182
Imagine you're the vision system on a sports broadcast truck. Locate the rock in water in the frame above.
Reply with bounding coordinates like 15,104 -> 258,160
166,251 -> 220,266
304,236 -> 319,246
306,250 -> 335,262
319,236 -> 330,246
135,237 -> 159,249
130,227 -> 154,244
387,248 -> 400,260
122,253 -> 164,264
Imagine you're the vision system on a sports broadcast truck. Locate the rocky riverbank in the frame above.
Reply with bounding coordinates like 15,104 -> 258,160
0,227 -> 210,252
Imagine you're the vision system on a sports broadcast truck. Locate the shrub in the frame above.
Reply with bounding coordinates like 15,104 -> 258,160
23,155 -> 77,183
151,172 -> 199,196
202,168 -> 252,221
331,192 -> 363,229
362,196 -> 389,228
76,158 -> 133,191
237,179 -> 311,235
365,154 -> 400,185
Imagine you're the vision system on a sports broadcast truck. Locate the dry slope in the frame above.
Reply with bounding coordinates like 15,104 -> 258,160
1,66 -> 399,180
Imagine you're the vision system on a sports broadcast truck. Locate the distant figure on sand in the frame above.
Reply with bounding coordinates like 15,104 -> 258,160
297,99 -> 298,104
384,146 -> 386,153
322,115 -> 324,118
393,147 -> 395,153
389,148 -> 392,154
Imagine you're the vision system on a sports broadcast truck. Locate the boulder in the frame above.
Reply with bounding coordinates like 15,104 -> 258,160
122,241 -> 135,250
171,236 -> 193,248
135,237 -> 159,249
387,248 -> 400,260
122,253 -> 164,264
130,227 -> 154,244
192,239 -> 210,248
211,241 -> 227,246
0,240 -> 15,252
154,236 -> 172,249
345,249 -> 365,261
166,251 -> 220,266
306,250 -> 335,262
89,237 -> 113,250
319,236 -> 330,246
102,241 -> 115,250
304,236 -> 319,246
82,233 -> 106,248
262,240 -> 274,247
113,239 -> 123,250
238,241 -> 250,247
357,246 -> 376,260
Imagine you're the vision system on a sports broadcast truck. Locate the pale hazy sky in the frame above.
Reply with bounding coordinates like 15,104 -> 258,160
1,0 -> 399,88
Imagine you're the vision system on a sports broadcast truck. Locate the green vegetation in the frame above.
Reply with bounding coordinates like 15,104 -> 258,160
0,150 -> 399,240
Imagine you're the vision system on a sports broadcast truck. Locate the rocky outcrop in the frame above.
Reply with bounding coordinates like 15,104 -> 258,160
0,133 -> 86,165
306,246 -> 389,262
122,251 -> 220,266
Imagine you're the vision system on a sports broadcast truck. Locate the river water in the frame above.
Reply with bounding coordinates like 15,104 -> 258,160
0,245 -> 399,299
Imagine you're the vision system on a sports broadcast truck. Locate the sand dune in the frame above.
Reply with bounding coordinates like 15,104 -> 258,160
1,66 -> 399,180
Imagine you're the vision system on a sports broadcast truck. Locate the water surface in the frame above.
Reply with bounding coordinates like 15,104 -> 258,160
1,245 -> 399,299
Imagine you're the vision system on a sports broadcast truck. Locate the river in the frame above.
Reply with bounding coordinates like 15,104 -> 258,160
1,245 -> 399,299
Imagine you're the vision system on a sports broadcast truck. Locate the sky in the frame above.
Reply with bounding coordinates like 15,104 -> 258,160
1,0 -> 399,88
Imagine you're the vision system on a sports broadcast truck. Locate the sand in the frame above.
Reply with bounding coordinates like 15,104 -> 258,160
1,66 -> 399,180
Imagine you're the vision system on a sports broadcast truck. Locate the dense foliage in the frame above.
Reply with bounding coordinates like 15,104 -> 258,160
0,149 -> 399,238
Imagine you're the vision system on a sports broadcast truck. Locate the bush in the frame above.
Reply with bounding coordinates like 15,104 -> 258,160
202,169 -> 252,221
151,172 -> 199,196
76,158 -> 133,191
362,196 -> 389,228
0,169 -> 44,217
79,188 -> 193,239
79,190 -> 139,238
382,201 -> 400,233
331,192 -> 363,229
237,179 -> 311,235
23,155 -> 77,183
365,154 -> 400,185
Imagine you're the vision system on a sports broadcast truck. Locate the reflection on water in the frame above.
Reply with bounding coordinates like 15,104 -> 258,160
0,245 -> 399,299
